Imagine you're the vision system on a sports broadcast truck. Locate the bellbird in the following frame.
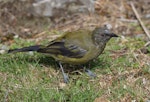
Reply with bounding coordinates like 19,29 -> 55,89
8,26 -> 118,83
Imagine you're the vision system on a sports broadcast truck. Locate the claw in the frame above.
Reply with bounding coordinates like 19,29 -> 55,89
85,69 -> 97,78
63,73 -> 69,83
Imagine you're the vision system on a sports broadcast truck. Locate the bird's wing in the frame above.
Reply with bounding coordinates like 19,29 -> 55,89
37,41 -> 87,58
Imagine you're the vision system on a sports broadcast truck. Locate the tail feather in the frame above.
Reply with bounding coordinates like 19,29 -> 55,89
8,45 -> 42,53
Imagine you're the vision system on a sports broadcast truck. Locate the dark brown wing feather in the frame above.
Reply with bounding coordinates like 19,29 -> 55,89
37,41 -> 87,58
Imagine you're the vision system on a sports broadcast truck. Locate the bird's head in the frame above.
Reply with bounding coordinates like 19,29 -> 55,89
92,26 -> 118,45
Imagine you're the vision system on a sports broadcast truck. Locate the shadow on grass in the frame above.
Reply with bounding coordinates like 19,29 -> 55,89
38,56 -> 111,75
5,53 -> 111,75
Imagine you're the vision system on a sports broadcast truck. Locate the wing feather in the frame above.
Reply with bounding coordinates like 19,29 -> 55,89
37,41 -> 87,58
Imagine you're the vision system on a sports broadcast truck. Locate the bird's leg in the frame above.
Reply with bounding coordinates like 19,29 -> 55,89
84,63 -> 97,78
58,62 -> 69,83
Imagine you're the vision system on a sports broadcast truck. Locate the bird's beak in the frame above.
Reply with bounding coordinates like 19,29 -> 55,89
110,33 -> 118,37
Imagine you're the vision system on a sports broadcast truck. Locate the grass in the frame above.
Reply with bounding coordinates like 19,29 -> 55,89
0,37 -> 150,102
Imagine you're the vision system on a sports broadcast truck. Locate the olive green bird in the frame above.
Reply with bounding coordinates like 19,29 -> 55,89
8,26 -> 118,83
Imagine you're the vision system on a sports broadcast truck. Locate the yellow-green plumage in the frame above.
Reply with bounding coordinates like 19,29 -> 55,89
50,30 -> 106,64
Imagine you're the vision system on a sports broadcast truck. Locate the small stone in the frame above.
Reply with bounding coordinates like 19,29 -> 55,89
0,50 -> 6,54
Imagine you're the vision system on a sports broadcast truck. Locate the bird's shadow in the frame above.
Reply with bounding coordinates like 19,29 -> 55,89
10,54 -> 110,75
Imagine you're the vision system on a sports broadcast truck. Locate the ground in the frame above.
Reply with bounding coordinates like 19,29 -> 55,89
0,0 -> 150,102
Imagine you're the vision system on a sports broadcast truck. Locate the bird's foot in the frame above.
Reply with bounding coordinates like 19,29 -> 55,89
85,69 -> 97,78
58,62 -> 69,83
63,73 -> 69,83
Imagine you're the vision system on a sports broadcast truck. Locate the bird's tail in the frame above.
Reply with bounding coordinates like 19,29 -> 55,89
8,45 -> 43,53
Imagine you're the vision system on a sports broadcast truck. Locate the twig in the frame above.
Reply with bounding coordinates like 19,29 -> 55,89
130,2 -> 150,40
119,18 -> 138,23
144,41 -> 150,47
